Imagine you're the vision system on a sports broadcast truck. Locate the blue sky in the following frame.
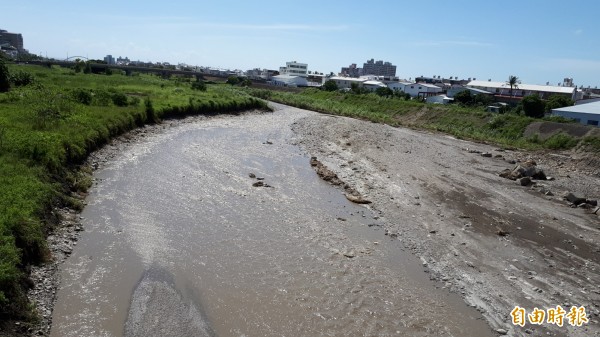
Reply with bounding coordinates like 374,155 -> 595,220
3,0 -> 600,87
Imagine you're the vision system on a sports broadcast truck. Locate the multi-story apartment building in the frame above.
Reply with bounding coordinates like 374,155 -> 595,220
279,61 -> 308,77
362,59 -> 396,77
340,63 -> 362,77
104,55 -> 116,65
0,29 -> 24,52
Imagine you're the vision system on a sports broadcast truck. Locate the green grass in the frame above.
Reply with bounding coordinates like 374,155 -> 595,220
0,64 -> 268,319
247,88 -> 587,150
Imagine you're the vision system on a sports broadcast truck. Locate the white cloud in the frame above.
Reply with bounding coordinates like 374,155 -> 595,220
574,29 -> 583,35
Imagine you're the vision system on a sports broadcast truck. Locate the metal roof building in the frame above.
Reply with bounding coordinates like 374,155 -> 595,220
467,80 -> 576,100
552,101 -> 600,127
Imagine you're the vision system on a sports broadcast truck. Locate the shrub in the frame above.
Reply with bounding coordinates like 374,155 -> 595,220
521,95 -> 545,118
191,80 -> 207,91
226,76 -> 240,86
10,71 -> 35,87
145,98 -> 158,123
71,88 -> 93,105
323,80 -> 338,92
92,90 -> 112,106
31,88 -> 73,128
111,92 -> 129,107
129,96 -> 141,106
375,87 -> 393,97
0,59 -> 10,92
544,132 -> 578,149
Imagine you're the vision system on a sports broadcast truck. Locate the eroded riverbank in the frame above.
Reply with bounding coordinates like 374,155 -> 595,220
46,106 -> 495,336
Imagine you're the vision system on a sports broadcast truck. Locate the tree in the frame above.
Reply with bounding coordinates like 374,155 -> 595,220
453,90 -> 473,105
191,80 -> 207,91
323,79 -> 338,91
226,76 -> 239,85
507,75 -> 520,96
375,86 -> 393,97
521,94 -> 545,118
83,62 -> 92,74
545,94 -> 574,112
0,59 -> 10,92
73,58 -> 84,73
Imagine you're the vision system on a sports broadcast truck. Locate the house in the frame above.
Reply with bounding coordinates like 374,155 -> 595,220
363,80 -> 387,91
386,82 -> 413,93
326,76 -> 366,89
403,83 -> 443,98
552,101 -> 600,127
466,80 -> 577,101
270,74 -> 308,87
446,86 -> 493,98
426,95 -> 453,104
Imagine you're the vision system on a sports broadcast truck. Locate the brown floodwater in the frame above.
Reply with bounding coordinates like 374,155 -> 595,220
50,106 -> 494,337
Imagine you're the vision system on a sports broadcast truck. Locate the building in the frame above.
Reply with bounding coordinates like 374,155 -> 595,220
340,63 -> 362,77
279,61 -> 308,77
403,83 -> 443,98
362,80 -> 387,91
116,56 -> 130,65
326,76 -> 367,89
270,74 -> 308,87
426,95 -> 454,104
0,29 -> 24,53
386,81 -> 413,93
104,55 -> 116,65
552,101 -> 600,127
362,59 -> 396,77
446,86 -> 493,98
466,80 -> 577,101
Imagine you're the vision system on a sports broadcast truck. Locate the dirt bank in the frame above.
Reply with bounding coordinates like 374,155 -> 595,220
12,113 -> 265,337
291,107 -> 600,337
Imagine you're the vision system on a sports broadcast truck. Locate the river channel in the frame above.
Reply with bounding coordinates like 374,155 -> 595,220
50,105 -> 494,337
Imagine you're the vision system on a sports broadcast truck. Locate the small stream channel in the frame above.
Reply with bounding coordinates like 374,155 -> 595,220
50,106 -> 493,337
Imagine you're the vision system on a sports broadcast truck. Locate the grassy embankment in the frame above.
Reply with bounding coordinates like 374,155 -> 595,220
247,88 -> 600,151
0,64 -> 268,320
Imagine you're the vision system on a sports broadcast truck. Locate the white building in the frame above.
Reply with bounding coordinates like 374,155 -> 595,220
270,74 -> 308,87
466,80 -> 577,100
446,86 -> 492,98
552,101 -> 600,127
386,82 -> 413,93
363,80 -> 387,91
279,61 -> 308,77
403,83 -> 443,98
327,76 -> 366,89
426,95 -> 453,104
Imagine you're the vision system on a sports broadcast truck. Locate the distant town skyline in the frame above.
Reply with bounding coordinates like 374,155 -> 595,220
2,0 -> 600,87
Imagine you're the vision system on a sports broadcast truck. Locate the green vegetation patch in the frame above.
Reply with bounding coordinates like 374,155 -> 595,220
247,88 -> 588,150
0,63 -> 268,319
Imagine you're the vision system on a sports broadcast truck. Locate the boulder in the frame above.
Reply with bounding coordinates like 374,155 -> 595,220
519,177 -> 532,186
499,160 -> 546,181
562,192 -> 586,205
345,194 -> 372,204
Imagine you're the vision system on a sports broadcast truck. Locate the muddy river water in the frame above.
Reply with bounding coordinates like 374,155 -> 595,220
50,106 -> 494,337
